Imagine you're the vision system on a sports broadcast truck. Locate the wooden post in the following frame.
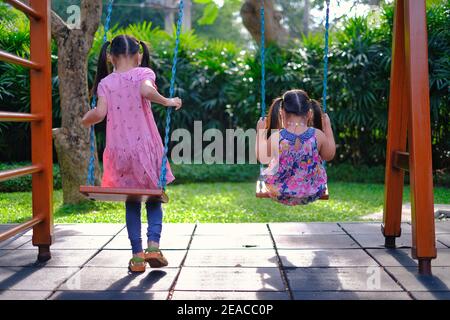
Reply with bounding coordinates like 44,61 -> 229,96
404,0 -> 436,274
382,0 -> 409,247
29,0 -> 54,262
383,0 -> 436,275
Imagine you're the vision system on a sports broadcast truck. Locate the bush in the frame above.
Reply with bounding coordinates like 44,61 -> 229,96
326,163 -> 386,184
1,2 -> 449,169
170,164 -> 260,184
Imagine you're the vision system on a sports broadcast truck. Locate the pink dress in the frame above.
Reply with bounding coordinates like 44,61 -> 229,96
97,67 -> 175,189
263,128 -> 327,205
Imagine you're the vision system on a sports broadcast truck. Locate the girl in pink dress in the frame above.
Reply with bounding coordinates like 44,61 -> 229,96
256,89 -> 336,205
82,35 -> 182,272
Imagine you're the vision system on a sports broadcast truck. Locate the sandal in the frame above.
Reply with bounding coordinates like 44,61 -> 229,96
128,256 -> 146,273
144,247 -> 169,268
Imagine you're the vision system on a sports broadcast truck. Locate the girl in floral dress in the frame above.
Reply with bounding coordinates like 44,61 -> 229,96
256,89 -> 336,205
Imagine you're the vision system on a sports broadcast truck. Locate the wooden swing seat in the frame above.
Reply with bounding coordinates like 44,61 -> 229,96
80,186 -> 169,203
255,180 -> 329,200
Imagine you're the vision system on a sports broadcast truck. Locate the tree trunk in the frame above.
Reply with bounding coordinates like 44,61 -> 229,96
51,1 -> 102,204
303,0 -> 310,36
183,0 -> 192,31
240,0 -> 289,46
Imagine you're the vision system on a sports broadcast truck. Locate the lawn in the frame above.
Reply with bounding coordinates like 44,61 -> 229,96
0,182 -> 449,224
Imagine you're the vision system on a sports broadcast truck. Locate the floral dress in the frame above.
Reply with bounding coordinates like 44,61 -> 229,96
263,127 -> 327,205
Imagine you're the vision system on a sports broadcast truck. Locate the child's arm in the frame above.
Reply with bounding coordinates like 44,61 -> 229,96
81,96 -> 107,128
256,118 -> 278,165
140,80 -> 182,110
316,113 -> 336,161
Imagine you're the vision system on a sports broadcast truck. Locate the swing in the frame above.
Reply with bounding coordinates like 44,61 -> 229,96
255,0 -> 331,201
79,0 -> 185,203
256,180 -> 329,200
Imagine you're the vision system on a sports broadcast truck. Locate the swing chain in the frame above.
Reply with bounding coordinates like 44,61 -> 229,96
258,0 -> 266,185
322,0 -> 331,113
158,0 -> 184,189
87,0 -> 115,186
260,0 -> 266,119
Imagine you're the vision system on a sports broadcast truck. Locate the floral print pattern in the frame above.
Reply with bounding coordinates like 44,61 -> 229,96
263,128 -> 327,206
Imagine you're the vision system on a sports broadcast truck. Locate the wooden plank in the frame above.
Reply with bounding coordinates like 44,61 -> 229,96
256,181 -> 329,200
80,186 -> 169,203
29,0 -> 53,257
404,0 -> 436,266
0,49 -> 41,70
256,180 -> 270,198
382,0 -> 409,239
5,0 -> 42,20
0,165 -> 41,182
0,111 -> 43,122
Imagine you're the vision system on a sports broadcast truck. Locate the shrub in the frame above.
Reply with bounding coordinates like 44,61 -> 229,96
1,2 -> 448,169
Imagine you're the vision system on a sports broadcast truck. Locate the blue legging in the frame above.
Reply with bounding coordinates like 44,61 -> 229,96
125,201 -> 163,254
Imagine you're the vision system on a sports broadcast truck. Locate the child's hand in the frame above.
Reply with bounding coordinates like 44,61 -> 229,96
322,113 -> 332,131
257,117 -> 267,130
165,97 -> 182,110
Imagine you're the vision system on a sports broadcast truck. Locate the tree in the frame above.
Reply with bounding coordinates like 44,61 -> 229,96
240,0 -> 289,46
51,1 -> 103,204
193,0 -> 248,44
277,0 -> 311,38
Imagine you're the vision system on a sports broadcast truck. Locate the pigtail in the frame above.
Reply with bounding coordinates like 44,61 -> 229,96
309,99 -> 323,131
92,41 -> 111,97
266,98 -> 283,138
139,41 -> 151,68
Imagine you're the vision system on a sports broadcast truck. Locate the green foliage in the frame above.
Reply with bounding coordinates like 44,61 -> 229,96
0,7 -> 61,161
171,164 -> 259,183
194,0 -> 220,25
0,1 -> 449,170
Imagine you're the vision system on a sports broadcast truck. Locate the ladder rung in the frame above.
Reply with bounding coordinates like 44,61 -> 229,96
0,50 -> 41,70
0,165 -> 42,182
0,216 -> 43,243
0,111 -> 43,122
4,0 -> 42,20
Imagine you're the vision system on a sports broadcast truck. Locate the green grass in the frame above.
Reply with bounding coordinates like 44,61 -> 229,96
1,182 -> 449,224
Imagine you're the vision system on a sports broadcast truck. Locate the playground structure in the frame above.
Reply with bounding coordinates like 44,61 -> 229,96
0,0 -> 53,262
0,0 -> 437,274
382,0 -> 436,275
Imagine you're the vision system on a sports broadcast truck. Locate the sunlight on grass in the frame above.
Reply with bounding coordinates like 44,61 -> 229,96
0,182 -> 448,224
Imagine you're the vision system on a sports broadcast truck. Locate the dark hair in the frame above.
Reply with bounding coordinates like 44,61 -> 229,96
265,97 -> 283,137
309,99 -> 323,131
280,89 -> 312,116
92,34 -> 151,96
